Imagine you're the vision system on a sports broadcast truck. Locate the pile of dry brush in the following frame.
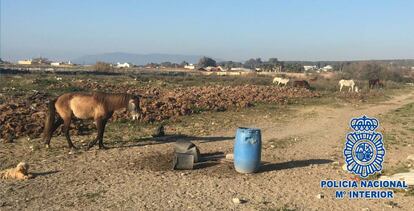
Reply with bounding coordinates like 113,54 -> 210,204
0,84 -> 319,141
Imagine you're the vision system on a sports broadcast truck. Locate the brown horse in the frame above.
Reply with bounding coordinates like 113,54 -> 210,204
43,92 -> 141,150
293,80 -> 311,89
369,79 -> 384,89
309,76 -> 318,82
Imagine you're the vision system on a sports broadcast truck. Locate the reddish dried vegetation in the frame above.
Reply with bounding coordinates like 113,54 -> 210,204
0,84 -> 319,141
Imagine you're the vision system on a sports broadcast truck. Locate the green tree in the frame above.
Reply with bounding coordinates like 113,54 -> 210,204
244,58 -> 262,69
94,61 -> 113,72
160,61 -> 172,67
217,61 -> 243,69
180,61 -> 189,67
197,57 -> 216,68
268,58 -> 280,65
361,63 -> 382,80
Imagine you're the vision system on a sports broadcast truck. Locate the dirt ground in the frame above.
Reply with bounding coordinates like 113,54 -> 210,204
1,85 -> 414,210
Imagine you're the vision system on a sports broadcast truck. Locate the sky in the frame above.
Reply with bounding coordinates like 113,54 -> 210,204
1,0 -> 414,62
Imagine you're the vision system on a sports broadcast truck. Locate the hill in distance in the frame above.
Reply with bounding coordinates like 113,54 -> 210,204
72,52 -> 206,65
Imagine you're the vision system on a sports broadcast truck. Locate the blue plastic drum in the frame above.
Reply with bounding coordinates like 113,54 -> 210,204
234,127 -> 262,173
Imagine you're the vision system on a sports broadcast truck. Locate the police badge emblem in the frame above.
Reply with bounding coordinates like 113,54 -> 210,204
343,115 -> 385,178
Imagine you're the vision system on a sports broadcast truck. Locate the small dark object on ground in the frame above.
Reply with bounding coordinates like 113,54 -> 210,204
153,124 -> 165,137
173,153 -> 194,170
6,134 -> 14,143
173,141 -> 200,162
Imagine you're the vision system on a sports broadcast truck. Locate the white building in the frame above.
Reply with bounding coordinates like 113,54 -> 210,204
184,64 -> 195,70
304,65 -> 318,71
18,59 -> 32,65
320,65 -> 333,72
230,67 -> 254,72
217,66 -> 226,71
204,66 -> 215,71
50,61 -> 73,67
116,62 -> 131,68
51,62 -> 61,66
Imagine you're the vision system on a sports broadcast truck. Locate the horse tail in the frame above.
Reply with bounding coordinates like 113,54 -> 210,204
43,98 -> 57,142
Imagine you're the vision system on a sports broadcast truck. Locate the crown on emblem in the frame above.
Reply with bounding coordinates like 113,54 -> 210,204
350,115 -> 379,131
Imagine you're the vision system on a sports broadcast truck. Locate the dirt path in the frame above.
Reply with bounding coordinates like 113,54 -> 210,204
194,90 -> 414,210
1,90 -> 414,211
252,90 -> 414,163
211,90 -> 414,210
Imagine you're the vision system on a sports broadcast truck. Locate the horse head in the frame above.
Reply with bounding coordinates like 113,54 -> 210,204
128,95 -> 142,120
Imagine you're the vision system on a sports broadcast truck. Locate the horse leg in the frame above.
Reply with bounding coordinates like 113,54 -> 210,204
63,118 -> 77,149
96,118 -> 108,149
339,84 -> 343,92
86,119 -> 100,150
86,136 -> 99,150
44,117 -> 63,148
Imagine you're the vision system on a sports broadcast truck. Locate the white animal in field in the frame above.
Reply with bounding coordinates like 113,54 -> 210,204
339,79 -> 355,92
273,77 -> 289,86
355,86 -> 359,93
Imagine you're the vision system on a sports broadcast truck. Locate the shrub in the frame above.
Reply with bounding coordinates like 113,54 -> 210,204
94,61 -> 112,72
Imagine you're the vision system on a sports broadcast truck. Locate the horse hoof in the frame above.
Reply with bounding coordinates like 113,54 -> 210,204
45,144 -> 50,149
69,146 -> 78,150
86,143 -> 96,150
98,145 -> 108,150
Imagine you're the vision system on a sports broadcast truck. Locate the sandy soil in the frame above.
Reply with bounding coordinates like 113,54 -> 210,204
1,90 -> 414,210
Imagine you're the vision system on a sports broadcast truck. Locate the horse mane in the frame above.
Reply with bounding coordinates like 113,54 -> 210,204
92,92 -> 132,111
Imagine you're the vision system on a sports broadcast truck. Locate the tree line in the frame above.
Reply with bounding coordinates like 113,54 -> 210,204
91,58 -> 414,82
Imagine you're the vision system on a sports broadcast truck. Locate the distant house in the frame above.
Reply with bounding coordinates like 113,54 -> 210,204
230,67 -> 254,72
32,57 -> 51,65
205,66 -> 215,71
145,63 -> 158,69
51,62 -> 61,66
200,66 -> 225,72
259,66 -> 282,72
116,62 -> 131,68
320,65 -> 333,72
50,61 -> 74,67
184,64 -> 195,70
18,59 -> 32,65
217,66 -> 226,71
304,65 -> 318,71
